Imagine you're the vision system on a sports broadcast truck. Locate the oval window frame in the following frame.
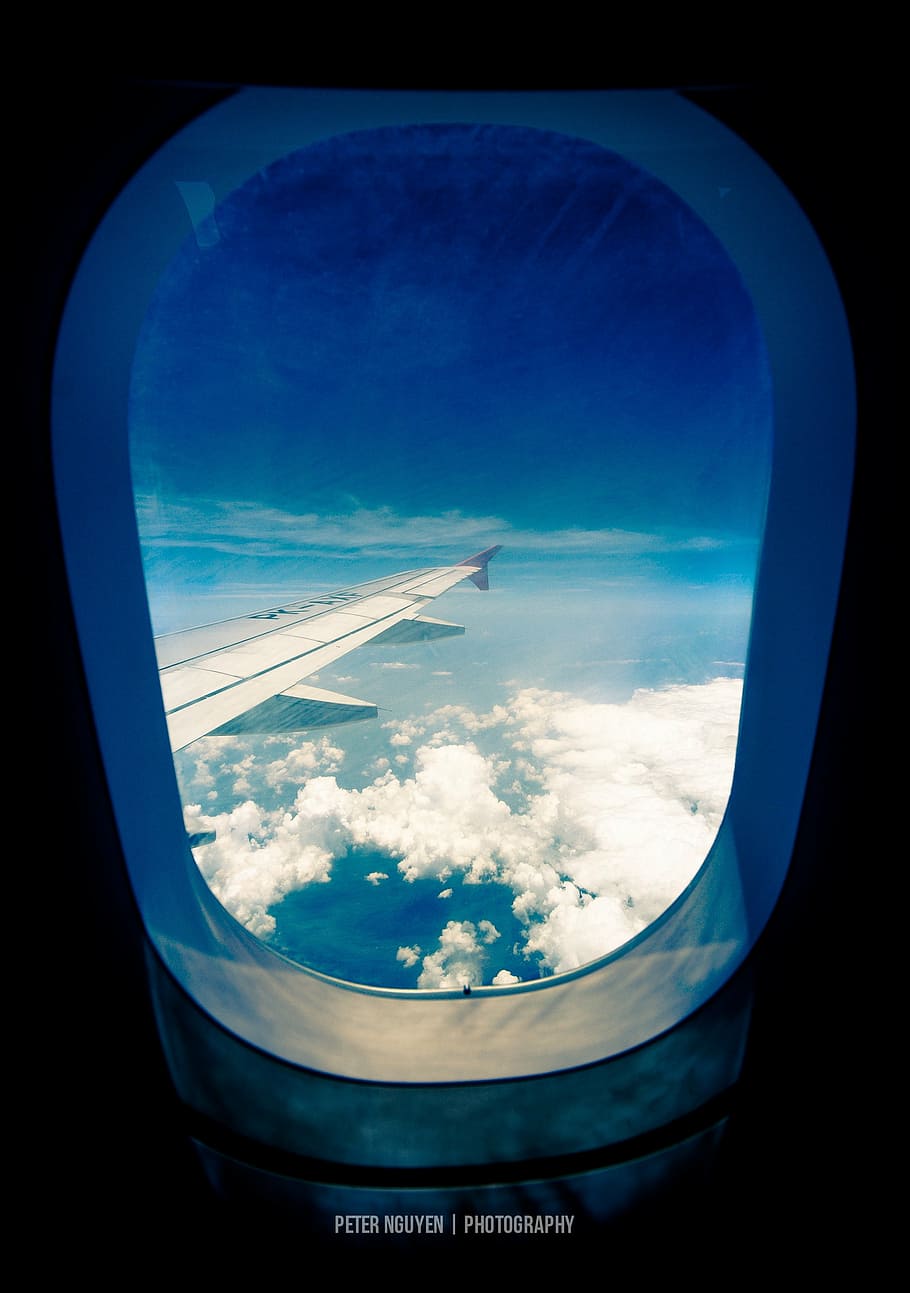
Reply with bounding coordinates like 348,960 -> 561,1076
51,86 -> 854,1091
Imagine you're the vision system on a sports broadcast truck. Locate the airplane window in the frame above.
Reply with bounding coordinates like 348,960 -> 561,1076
52,87 -> 854,1090
129,118 -> 771,990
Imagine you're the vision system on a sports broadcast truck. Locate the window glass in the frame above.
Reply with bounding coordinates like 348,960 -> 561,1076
129,119 -> 771,989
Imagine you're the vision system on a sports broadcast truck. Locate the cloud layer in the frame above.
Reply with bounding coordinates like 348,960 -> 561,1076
136,495 -> 739,562
182,677 -> 742,981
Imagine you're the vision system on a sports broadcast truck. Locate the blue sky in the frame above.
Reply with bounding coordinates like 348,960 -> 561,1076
129,120 -> 772,987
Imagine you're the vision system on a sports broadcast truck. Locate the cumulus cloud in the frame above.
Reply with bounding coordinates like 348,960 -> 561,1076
427,703 -> 513,734
384,718 -> 426,747
396,945 -> 421,968
263,736 -> 344,790
492,969 -> 521,986
416,919 -> 502,989
177,733 -> 343,798
187,753 -> 216,789
228,754 -> 257,796
184,797 -> 335,939
366,872 -> 389,885
182,678 -> 742,981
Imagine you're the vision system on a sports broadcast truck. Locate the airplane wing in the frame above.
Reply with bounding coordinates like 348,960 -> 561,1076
155,546 -> 501,752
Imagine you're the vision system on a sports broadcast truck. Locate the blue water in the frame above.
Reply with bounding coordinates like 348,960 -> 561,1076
268,846 -> 538,988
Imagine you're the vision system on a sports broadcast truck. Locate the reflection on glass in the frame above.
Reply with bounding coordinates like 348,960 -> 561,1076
129,121 -> 771,989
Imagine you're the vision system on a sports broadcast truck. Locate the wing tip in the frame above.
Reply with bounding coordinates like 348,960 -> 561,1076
457,544 -> 502,590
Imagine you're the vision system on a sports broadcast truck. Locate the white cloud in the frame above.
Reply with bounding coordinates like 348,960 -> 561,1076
229,752 -> 257,796
366,872 -> 389,885
438,888 -> 453,899
184,797 -> 334,939
425,702 -> 512,734
263,736 -> 344,790
416,919 -> 502,989
188,755 -> 216,789
383,718 -> 426,747
135,494 -> 741,564
135,499 -> 507,559
183,678 -> 742,982
396,945 -> 421,968
492,969 -> 521,986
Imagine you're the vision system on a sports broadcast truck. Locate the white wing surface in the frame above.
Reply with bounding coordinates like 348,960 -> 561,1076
155,546 -> 501,752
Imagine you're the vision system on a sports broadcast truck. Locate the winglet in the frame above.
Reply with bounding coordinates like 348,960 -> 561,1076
457,544 -> 502,591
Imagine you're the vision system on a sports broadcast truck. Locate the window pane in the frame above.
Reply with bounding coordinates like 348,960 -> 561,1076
130,118 -> 771,988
